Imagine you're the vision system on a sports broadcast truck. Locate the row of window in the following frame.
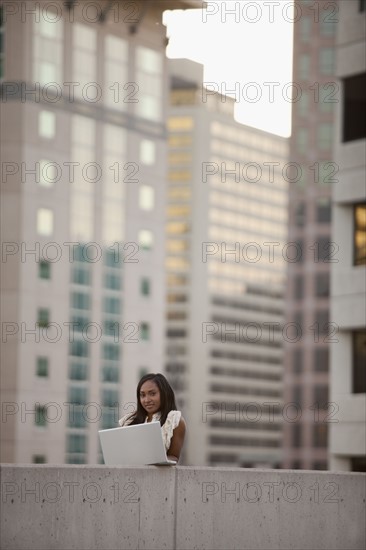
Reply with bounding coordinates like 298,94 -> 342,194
292,424 -> 327,448
293,272 -> 330,299
294,198 -> 331,226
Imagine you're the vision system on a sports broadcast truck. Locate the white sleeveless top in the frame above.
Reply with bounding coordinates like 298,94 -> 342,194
118,410 -> 182,452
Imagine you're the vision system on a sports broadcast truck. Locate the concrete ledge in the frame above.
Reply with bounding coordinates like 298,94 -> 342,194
1,465 -> 365,550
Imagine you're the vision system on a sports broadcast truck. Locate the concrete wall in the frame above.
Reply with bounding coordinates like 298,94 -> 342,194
1,465 -> 365,550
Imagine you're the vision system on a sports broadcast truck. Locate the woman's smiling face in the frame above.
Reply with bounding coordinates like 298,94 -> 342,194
139,380 -> 161,416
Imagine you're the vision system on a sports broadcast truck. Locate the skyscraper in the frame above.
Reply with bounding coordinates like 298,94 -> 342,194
282,0 -> 338,470
329,0 -> 366,472
0,0 -> 203,464
166,59 -> 289,467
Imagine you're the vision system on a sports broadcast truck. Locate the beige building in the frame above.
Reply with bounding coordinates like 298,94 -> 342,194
329,0 -> 366,471
282,0 -> 338,470
166,59 -> 289,467
0,0 -> 203,464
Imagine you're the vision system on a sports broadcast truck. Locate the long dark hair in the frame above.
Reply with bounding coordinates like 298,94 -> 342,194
126,373 -> 177,427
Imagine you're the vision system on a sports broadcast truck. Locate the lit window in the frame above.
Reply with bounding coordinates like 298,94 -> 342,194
167,117 -> 194,131
72,23 -> 96,101
168,170 -> 191,182
168,187 -> 191,200
167,205 -> 190,218
33,14 -> 63,85
166,222 -> 189,234
140,322 -> 150,341
139,230 -> 153,250
36,357 -> 49,377
354,204 -> 366,265
37,208 -> 53,236
168,135 -> 192,147
39,111 -> 55,139
39,260 -> 51,279
139,185 -> 154,210
140,139 -> 156,165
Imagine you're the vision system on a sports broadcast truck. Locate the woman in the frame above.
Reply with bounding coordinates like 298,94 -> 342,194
118,373 -> 186,463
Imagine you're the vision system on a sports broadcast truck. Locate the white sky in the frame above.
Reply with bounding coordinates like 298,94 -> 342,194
164,0 -> 295,137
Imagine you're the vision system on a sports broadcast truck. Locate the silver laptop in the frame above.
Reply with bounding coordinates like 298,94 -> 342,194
98,421 -> 177,466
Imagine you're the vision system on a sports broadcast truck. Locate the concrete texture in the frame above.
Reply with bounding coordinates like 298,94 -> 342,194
1,465 -> 365,550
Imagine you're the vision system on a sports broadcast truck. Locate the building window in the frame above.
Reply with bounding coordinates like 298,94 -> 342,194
37,308 -> 50,328
319,48 -> 335,75
299,16 -> 311,42
313,461 -> 327,470
39,111 -> 56,139
316,236 -> 331,261
139,367 -> 149,379
318,123 -> 333,150
72,23 -> 97,101
140,322 -> 150,341
314,348 -> 329,372
39,260 -> 51,280
298,91 -> 309,117
33,12 -> 63,85
139,185 -> 155,210
72,292 -> 90,310
315,273 -> 329,297
103,343 -> 120,361
35,405 -> 47,427
293,385 -> 302,407
294,275 -> 304,300
343,73 -> 366,142
168,117 -> 194,131
298,54 -> 310,81
103,296 -> 120,315
36,357 -> 49,377
37,208 -> 53,236
316,198 -> 331,223
69,340 -> 89,358
0,5 -> 4,79
141,278 -> 150,296
68,386 -> 88,405
32,455 -> 47,463
295,202 -> 306,227
359,0 -> 366,12
104,249 -> 121,268
354,204 -> 366,266
72,267 -> 90,286
353,330 -> 366,394
314,386 -> 329,408
102,389 -> 119,407
104,34 -> 128,111
101,365 -> 119,382
136,46 -> 163,122
104,273 -> 121,290
351,456 -> 366,472
313,425 -> 327,448
297,128 -> 308,154
67,434 -> 86,453
315,310 -> 329,332
138,230 -> 153,250
140,139 -> 156,165
293,349 -> 303,374
292,425 -> 302,448
69,362 -> 88,381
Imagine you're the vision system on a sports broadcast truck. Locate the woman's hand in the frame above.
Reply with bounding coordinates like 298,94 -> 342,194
166,417 -> 186,463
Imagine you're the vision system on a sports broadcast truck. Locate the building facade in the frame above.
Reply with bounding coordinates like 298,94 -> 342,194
166,59 -> 289,467
0,0 -> 202,464
329,0 -> 366,471
282,0 -> 338,471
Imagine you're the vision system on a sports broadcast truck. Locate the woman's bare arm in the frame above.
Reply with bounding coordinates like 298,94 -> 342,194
167,417 -> 186,463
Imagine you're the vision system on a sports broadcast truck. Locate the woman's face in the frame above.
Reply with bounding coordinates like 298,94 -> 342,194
139,380 -> 161,416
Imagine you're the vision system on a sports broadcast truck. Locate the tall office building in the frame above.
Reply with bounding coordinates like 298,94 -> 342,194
282,0 -> 338,470
0,0 -> 203,464
329,0 -> 366,471
166,59 -> 289,467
